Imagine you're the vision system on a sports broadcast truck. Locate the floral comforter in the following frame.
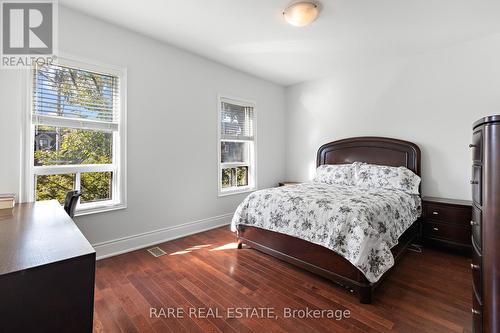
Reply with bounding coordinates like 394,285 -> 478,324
231,183 -> 421,283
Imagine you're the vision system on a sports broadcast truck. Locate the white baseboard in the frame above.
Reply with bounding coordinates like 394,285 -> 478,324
92,212 -> 233,260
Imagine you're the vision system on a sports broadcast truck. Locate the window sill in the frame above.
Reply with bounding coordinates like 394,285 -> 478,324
75,203 -> 127,217
218,187 -> 255,197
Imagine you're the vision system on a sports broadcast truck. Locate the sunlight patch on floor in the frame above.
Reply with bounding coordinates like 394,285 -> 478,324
169,250 -> 192,256
169,244 -> 213,255
210,242 -> 239,251
185,244 -> 212,251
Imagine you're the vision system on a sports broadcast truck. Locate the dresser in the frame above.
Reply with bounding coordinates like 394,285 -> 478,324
421,197 -> 472,252
471,115 -> 500,333
0,201 -> 96,333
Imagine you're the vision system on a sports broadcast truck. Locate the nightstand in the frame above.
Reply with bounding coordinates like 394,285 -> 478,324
421,196 -> 472,253
278,181 -> 301,187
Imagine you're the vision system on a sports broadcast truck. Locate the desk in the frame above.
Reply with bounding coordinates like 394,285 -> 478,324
0,200 -> 95,333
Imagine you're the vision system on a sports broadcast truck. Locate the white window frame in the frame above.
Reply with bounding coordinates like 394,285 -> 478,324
22,55 -> 127,216
217,95 -> 257,196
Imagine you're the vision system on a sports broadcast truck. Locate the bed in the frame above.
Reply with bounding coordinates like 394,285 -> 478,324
232,137 -> 422,303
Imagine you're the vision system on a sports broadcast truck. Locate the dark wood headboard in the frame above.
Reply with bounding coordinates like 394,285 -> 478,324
317,137 -> 421,176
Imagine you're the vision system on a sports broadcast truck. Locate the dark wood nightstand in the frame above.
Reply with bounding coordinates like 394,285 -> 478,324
421,196 -> 472,253
278,181 -> 301,187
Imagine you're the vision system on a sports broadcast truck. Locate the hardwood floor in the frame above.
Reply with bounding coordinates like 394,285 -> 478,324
94,226 -> 472,333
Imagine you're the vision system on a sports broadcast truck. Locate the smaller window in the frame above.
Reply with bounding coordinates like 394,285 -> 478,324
218,97 -> 256,196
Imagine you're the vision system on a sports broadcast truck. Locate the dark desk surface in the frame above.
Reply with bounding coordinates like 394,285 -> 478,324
0,200 -> 95,276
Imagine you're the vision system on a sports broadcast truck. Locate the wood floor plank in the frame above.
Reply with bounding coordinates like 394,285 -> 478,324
94,226 -> 472,333
180,233 -> 360,333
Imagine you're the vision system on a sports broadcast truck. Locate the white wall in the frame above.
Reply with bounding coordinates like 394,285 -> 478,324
0,6 -> 285,256
285,33 -> 500,201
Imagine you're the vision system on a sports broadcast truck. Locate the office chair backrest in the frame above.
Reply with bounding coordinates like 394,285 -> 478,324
63,190 -> 81,218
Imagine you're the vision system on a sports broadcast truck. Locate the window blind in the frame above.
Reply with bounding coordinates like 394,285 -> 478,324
220,100 -> 254,140
32,63 -> 119,131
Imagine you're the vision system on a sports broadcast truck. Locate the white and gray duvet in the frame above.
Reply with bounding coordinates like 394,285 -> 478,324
231,183 -> 422,283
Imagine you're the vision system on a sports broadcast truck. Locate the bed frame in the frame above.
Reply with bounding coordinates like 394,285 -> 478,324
236,137 -> 421,303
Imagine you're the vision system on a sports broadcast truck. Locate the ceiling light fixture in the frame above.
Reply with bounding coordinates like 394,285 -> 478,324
283,1 -> 320,27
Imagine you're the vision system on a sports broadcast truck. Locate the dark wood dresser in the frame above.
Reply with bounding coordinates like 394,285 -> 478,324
421,197 -> 472,252
0,201 -> 96,333
471,115 -> 500,333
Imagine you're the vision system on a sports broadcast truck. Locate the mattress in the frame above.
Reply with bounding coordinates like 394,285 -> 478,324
231,182 -> 422,283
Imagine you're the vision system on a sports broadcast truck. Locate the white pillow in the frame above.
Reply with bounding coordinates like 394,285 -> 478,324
313,163 -> 356,186
354,163 -> 421,194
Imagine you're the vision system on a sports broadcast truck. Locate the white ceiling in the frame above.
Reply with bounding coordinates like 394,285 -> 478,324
60,0 -> 500,86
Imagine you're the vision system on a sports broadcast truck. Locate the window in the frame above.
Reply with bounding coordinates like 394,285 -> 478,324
24,58 -> 126,215
218,96 -> 256,195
